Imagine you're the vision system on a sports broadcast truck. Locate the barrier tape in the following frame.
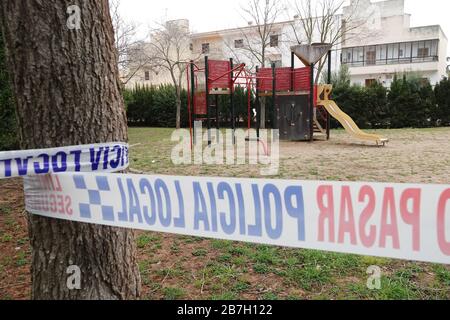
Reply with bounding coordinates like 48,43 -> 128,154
0,143 -> 129,179
23,172 -> 450,264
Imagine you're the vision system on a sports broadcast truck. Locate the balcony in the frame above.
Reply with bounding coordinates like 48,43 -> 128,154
341,39 -> 439,68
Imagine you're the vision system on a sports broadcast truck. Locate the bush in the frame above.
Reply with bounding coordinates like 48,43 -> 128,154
0,32 -> 18,151
387,75 -> 435,128
332,81 -> 388,129
122,70 -> 448,131
434,77 -> 450,126
124,84 -> 189,128
124,84 -> 257,128
331,71 -> 438,130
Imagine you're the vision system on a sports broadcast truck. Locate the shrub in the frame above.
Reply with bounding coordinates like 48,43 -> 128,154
124,84 -> 256,128
124,71 -> 446,130
434,77 -> 450,126
331,82 -> 388,129
124,84 -> 189,128
388,75 -> 434,128
331,72 -> 436,130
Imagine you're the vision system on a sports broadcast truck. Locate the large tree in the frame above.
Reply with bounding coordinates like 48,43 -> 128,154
237,0 -> 284,129
110,0 -> 150,86
0,0 -> 141,299
147,21 -> 192,129
290,0 -> 373,83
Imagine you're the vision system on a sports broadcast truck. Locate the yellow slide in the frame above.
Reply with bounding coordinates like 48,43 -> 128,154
317,85 -> 389,146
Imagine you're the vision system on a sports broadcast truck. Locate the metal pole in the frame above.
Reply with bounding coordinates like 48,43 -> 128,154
205,56 -> 211,145
327,51 -> 332,140
291,51 -> 295,92
215,94 -> 219,138
256,66 -> 260,139
230,58 -> 235,144
310,63 -> 314,142
190,61 -> 196,144
272,62 -> 276,130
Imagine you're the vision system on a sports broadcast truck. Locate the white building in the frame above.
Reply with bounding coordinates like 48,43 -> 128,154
127,0 -> 448,88
341,0 -> 448,87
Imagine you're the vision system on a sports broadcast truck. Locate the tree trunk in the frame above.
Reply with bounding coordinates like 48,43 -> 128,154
260,51 -> 266,129
0,0 -> 141,299
260,98 -> 266,130
176,87 -> 182,130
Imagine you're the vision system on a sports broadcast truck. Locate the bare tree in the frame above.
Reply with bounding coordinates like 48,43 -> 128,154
147,21 -> 193,129
289,0 -> 372,83
237,0 -> 284,128
110,0 -> 150,86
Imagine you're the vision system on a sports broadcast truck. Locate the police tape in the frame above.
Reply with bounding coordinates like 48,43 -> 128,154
23,172 -> 450,264
0,143 -> 129,179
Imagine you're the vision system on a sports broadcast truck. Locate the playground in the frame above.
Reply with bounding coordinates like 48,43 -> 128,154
1,127 -> 449,300
186,44 -> 388,148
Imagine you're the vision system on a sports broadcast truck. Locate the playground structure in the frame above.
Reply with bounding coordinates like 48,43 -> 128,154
186,43 -> 389,146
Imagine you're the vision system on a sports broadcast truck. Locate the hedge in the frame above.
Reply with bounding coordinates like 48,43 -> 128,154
124,76 -> 450,130
434,77 -> 450,126
124,84 -> 189,127
331,75 -> 449,130
124,84 -> 259,128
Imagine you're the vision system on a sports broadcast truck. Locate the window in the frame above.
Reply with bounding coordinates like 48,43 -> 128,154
144,71 -> 150,81
347,51 -> 352,61
234,39 -> 244,48
376,45 -> 387,63
270,35 -> 279,47
418,47 -> 429,58
430,40 -> 438,56
387,43 -> 399,63
341,49 -> 352,64
341,40 -> 439,66
399,42 -> 412,62
353,47 -> 364,64
365,79 -> 376,87
202,43 -> 210,54
412,41 -> 420,58
272,60 -> 282,68
365,46 -> 376,65
189,43 -> 193,51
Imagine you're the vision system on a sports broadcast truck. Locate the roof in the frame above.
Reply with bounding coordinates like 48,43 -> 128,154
190,19 -> 295,39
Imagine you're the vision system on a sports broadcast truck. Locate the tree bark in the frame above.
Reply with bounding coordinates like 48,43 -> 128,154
176,87 -> 182,130
260,98 -> 267,130
0,0 -> 141,299
260,51 -> 266,129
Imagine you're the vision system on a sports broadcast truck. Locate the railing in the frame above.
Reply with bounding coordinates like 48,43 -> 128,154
343,56 -> 439,67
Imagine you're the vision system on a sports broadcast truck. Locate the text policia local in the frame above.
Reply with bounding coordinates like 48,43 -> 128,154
26,174 -> 450,258
0,144 -> 129,178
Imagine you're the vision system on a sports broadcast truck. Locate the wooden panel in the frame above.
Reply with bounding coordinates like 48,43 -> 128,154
275,67 -> 292,92
208,60 -> 231,89
257,68 -> 273,91
294,67 -> 311,91
194,92 -> 207,115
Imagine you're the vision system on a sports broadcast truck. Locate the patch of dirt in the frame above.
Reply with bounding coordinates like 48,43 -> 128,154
0,179 -> 31,300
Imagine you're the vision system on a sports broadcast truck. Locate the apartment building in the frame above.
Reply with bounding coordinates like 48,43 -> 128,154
126,0 -> 448,88
341,0 -> 448,87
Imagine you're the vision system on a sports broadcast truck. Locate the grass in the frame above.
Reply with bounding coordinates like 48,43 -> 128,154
163,287 -> 186,300
126,127 -> 450,300
1,127 -> 449,300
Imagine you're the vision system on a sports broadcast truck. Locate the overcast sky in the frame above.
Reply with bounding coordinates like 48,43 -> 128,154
118,0 -> 450,54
